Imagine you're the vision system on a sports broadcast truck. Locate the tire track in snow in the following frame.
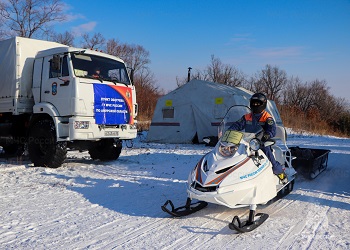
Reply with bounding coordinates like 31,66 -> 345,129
53,163 -> 181,248
0,194 -> 88,247
58,161 -> 196,249
303,206 -> 331,249
63,218 -> 130,249
276,192 -> 332,249
189,210 -> 246,250
162,208 -> 246,250
97,216 -> 179,249
216,191 -> 302,248
100,206 -> 243,249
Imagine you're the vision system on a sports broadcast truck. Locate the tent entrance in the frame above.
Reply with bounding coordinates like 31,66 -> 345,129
192,132 -> 199,144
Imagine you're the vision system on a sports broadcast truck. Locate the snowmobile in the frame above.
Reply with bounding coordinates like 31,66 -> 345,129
161,105 -> 297,233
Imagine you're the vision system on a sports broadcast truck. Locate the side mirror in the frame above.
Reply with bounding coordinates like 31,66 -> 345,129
52,55 -> 61,71
130,68 -> 134,84
127,67 -> 134,84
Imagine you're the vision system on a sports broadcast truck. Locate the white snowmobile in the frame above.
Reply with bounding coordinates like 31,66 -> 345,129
162,105 -> 297,233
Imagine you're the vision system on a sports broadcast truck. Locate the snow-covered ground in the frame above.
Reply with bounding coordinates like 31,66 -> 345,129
0,132 -> 349,249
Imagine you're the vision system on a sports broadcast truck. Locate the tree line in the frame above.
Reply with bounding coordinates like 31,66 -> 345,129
0,0 -> 163,126
178,55 -> 350,136
1,0 -> 349,136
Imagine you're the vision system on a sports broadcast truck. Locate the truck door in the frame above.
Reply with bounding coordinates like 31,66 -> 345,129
41,54 -> 73,116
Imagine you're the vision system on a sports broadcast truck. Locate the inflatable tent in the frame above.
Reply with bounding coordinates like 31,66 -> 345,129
146,79 -> 282,144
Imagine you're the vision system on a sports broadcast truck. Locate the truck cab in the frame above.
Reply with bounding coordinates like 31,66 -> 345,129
28,47 -> 138,167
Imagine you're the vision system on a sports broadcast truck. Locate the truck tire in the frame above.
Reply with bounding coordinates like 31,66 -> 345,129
89,139 -> 122,161
28,119 -> 67,168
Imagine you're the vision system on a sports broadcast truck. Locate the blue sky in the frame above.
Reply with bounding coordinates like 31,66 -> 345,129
57,0 -> 350,101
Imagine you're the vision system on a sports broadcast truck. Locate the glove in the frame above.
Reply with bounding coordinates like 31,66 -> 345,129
261,133 -> 270,142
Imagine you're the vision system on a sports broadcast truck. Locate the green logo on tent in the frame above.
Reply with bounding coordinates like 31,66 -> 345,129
165,100 -> 173,106
215,97 -> 223,104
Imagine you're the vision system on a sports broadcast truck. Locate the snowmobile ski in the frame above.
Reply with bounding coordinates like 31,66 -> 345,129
161,198 -> 208,217
229,212 -> 269,233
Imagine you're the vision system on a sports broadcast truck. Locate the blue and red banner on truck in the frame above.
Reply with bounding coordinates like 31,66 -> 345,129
93,84 -> 134,125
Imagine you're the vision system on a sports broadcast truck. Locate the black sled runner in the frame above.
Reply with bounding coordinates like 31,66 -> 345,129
161,198 -> 208,217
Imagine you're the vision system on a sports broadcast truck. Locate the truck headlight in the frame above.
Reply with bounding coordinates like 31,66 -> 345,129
74,121 -> 89,129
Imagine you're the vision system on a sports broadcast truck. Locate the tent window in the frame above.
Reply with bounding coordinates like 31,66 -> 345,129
162,107 -> 174,118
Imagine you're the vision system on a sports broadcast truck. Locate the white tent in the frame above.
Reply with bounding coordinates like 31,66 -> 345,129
146,80 -> 283,144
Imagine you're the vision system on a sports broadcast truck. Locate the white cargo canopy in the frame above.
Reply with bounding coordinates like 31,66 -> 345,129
0,37 -> 63,114
147,79 -> 283,144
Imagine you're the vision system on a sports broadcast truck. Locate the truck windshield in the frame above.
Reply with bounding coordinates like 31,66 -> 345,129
70,53 -> 130,85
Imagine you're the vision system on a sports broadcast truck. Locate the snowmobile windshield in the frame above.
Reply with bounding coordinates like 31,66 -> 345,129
70,53 -> 130,85
218,105 -> 266,137
218,130 -> 243,157
218,105 -> 251,138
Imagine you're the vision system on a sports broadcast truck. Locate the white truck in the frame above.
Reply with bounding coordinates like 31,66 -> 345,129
0,37 -> 138,167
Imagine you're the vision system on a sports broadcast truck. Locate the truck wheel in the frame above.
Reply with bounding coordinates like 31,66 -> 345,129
89,139 -> 122,161
28,120 -> 67,168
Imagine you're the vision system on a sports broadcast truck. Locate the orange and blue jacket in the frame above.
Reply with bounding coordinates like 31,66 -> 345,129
228,110 -> 276,137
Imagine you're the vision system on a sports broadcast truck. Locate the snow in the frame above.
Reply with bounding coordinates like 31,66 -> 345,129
0,132 -> 349,249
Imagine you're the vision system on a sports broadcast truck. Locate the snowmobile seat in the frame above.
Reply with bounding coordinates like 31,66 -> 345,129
272,126 -> 294,168
273,126 -> 287,144
273,146 -> 285,165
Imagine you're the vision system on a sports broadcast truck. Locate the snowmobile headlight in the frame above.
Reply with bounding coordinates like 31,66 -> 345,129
219,142 -> 238,157
249,138 -> 260,151
188,166 -> 198,186
191,167 -> 196,182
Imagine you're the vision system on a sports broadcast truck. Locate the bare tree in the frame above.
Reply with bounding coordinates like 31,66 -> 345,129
175,55 -> 247,88
176,55 -> 247,87
205,55 -> 246,86
252,64 -> 287,102
106,39 -> 150,73
192,69 -> 209,81
206,55 -> 222,83
124,45 -> 150,73
175,76 -> 187,88
133,68 -> 162,119
226,67 -> 247,87
106,38 -> 128,58
283,76 -> 313,112
0,0 -> 66,38
51,31 -> 74,46
81,32 -> 105,50
175,68 -> 209,88
105,38 -> 160,123
283,78 -> 345,121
